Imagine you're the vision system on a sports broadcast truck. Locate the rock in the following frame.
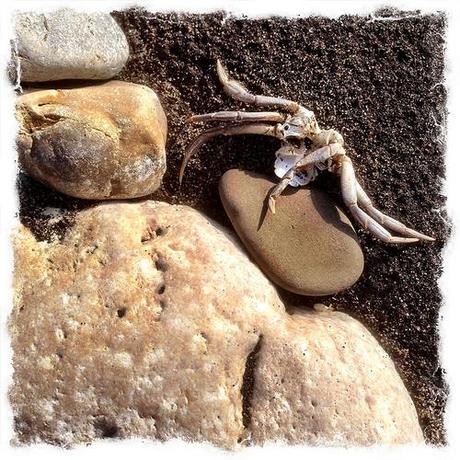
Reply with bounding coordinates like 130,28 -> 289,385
219,169 -> 364,296
250,308 -> 424,445
10,201 -> 423,448
14,9 -> 129,82
16,81 -> 167,199
11,201 -> 283,448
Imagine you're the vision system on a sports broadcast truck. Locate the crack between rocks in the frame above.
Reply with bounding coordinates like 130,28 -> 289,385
240,334 -> 263,441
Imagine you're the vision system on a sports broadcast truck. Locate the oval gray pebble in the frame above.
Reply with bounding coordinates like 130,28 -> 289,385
14,9 -> 129,82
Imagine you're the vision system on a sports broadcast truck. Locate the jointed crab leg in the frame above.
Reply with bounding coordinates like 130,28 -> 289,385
189,111 -> 286,124
179,123 -> 282,184
340,156 -> 419,244
267,144 -> 343,214
268,168 -> 296,214
295,144 -> 345,167
268,154 -> 434,242
217,60 -> 300,113
355,181 -> 435,242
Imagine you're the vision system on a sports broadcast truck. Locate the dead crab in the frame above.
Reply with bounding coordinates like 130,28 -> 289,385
180,60 -> 435,244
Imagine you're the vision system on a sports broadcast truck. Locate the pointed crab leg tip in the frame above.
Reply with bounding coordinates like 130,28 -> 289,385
178,166 -> 186,185
268,198 -> 276,214
216,60 -> 228,81
408,231 -> 436,242
395,238 -> 420,244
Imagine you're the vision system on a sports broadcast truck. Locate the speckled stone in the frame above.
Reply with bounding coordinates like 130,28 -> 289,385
10,201 -> 423,448
219,169 -> 364,296
14,9 -> 129,82
16,81 -> 167,200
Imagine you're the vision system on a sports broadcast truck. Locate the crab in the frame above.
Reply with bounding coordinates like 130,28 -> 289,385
179,60 -> 435,244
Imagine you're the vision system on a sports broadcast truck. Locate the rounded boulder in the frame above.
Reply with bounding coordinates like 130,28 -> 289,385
219,169 -> 364,296
16,81 -> 167,200
14,9 -> 129,82
10,201 -> 422,448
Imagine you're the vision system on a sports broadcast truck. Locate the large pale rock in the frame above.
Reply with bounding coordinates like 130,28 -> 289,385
16,81 -> 167,199
250,308 -> 424,445
219,169 -> 364,296
10,201 -> 423,448
14,9 -> 129,82
11,201 -> 282,448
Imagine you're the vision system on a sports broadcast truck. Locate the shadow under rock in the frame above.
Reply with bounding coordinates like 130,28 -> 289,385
17,172 -> 96,242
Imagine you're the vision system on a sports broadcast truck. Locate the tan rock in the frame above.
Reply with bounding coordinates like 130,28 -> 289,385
10,201 -> 423,448
250,308 -> 424,446
16,81 -> 167,199
219,169 -> 364,296
10,201 -> 283,448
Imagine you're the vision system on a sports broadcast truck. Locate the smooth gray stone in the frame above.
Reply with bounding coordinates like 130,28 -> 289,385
14,9 -> 129,82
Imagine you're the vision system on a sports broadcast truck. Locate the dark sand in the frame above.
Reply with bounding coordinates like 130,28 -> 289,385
18,7 -> 448,444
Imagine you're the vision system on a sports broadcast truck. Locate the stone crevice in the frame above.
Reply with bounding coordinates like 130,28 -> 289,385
240,334 -> 263,438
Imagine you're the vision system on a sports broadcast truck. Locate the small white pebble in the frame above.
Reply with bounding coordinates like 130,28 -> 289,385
55,328 -> 65,341
313,303 -> 333,312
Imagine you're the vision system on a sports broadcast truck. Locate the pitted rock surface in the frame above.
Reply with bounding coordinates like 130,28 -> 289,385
219,169 -> 364,296
16,81 -> 167,200
250,308 -> 423,445
10,201 -> 422,448
14,9 -> 129,82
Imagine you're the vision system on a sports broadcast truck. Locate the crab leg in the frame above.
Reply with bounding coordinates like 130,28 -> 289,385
179,123 -> 282,184
217,60 -> 300,113
189,111 -> 285,124
356,180 -> 435,242
268,168 -> 296,214
267,144 -> 344,213
340,156 -> 419,244
295,143 -> 345,168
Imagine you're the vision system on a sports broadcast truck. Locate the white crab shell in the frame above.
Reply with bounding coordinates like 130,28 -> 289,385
274,154 -> 311,186
274,144 -> 316,186
274,145 -> 334,187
